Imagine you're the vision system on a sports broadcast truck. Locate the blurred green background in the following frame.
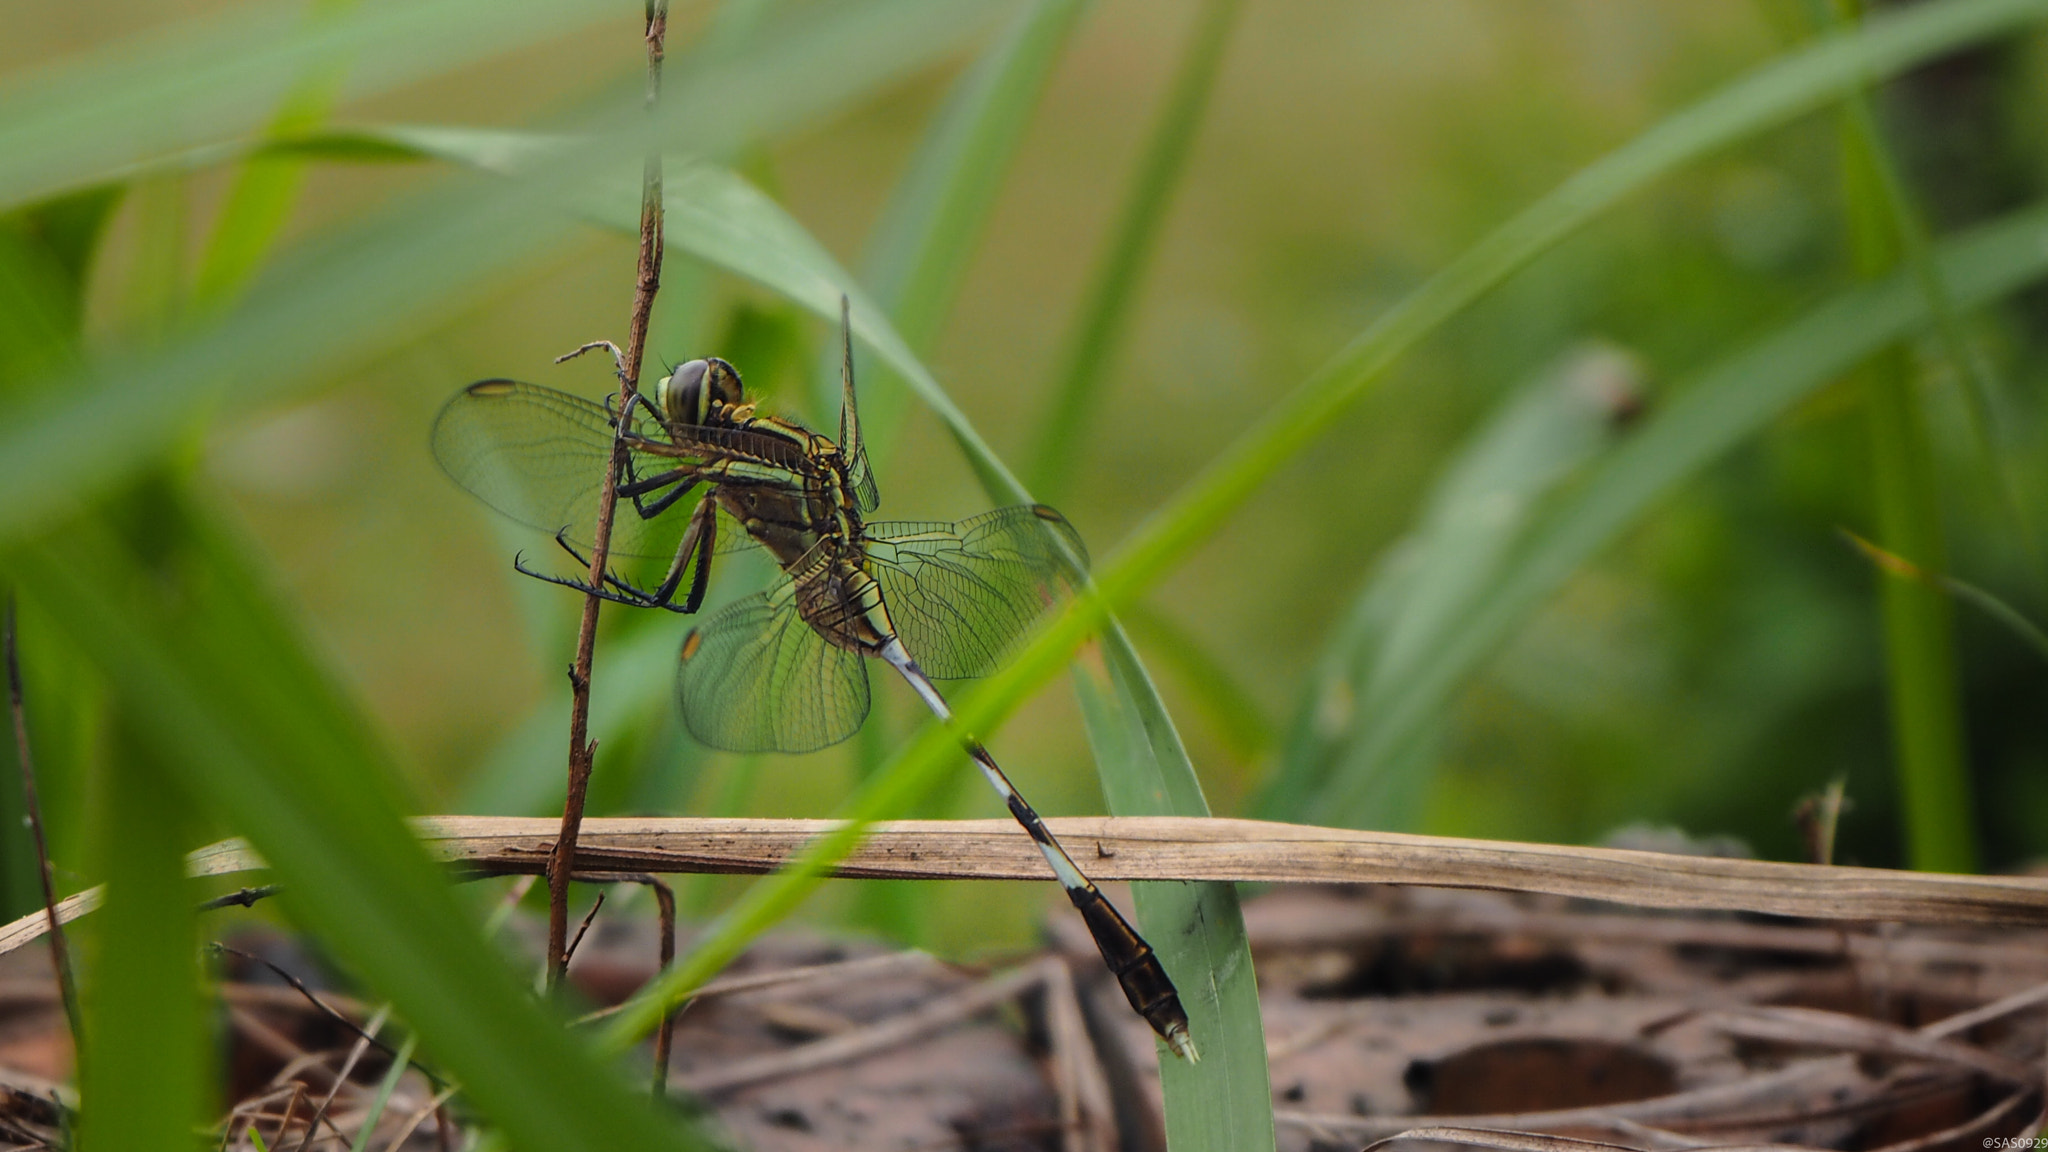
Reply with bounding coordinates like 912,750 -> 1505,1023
4,0 -> 2047,967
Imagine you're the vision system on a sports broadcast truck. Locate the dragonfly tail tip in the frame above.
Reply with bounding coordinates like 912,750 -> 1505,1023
1163,1025 -> 1199,1064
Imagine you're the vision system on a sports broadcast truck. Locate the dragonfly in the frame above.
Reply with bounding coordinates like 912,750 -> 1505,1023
431,300 -> 1195,1061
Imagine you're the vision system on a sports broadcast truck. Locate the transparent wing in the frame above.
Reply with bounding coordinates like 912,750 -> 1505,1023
864,505 -> 1087,680
837,312 -> 881,514
431,380 -> 760,560
676,574 -> 871,753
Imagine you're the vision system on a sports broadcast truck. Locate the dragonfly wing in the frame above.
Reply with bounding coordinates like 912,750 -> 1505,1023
431,380 -> 690,560
431,380 -> 771,564
676,575 -> 871,753
836,299 -> 881,513
864,505 -> 1088,680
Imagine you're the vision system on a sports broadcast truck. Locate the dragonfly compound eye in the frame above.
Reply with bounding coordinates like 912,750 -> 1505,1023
659,359 -> 711,425
703,357 -> 745,407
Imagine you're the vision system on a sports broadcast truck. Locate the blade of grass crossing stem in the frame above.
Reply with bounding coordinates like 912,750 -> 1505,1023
1028,0 -> 1239,502
596,0 -> 2048,1050
1833,0 -> 1977,873
78,731 -> 203,1150
348,1032 -> 418,1152
1320,201 -> 2048,830
810,0 -> 1089,452
2,526 -> 706,1150
1074,634 -> 1275,1150
1844,530 -> 2048,665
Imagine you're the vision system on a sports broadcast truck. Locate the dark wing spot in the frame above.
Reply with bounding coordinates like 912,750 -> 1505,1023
464,379 -> 520,397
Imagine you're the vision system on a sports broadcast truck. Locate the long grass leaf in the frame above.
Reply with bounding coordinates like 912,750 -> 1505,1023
1027,0 -> 1240,502
77,729 -> 202,1149
1074,638 -> 1274,1149
1830,1 -> 1976,873
1318,201 -> 2048,828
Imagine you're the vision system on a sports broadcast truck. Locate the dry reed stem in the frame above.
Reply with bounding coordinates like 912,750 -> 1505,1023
11,815 -> 2048,961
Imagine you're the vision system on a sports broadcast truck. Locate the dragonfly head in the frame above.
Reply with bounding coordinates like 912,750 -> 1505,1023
657,357 -> 745,425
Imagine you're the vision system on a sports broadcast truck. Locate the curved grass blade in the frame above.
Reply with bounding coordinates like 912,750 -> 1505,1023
1317,200 -> 2048,828
1259,345 -> 1638,826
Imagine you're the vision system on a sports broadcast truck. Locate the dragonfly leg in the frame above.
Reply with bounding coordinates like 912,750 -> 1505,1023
525,536 -> 688,613
640,495 -> 718,613
619,465 -> 697,509
876,639 -> 1196,1062
512,550 -> 681,610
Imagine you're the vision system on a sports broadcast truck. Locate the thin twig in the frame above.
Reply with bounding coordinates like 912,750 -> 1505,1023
202,885 -> 283,912
210,945 -> 446,1091
547,0 -> 670,990
2,599 -> 82,1057
291,1003 -> 388,1152
643,875 -> 677,1098
561,891 -> 605,969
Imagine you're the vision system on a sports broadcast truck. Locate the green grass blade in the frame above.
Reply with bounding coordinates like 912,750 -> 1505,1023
1317,201 -> 2048,829
1830,2 -> 1976,873
347,1031 -> 418,1152
1027,0 -> 1240,502
1261,347 -> 1634,825
4,514 -> 709,1151
1818,2 -> 2042,585
1073,636 -> 1274,1150
78,730 -> 203,1149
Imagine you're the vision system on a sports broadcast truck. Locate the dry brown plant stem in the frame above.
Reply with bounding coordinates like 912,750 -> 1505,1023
2,598 -> 81,1056
546,0 -> 669,988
